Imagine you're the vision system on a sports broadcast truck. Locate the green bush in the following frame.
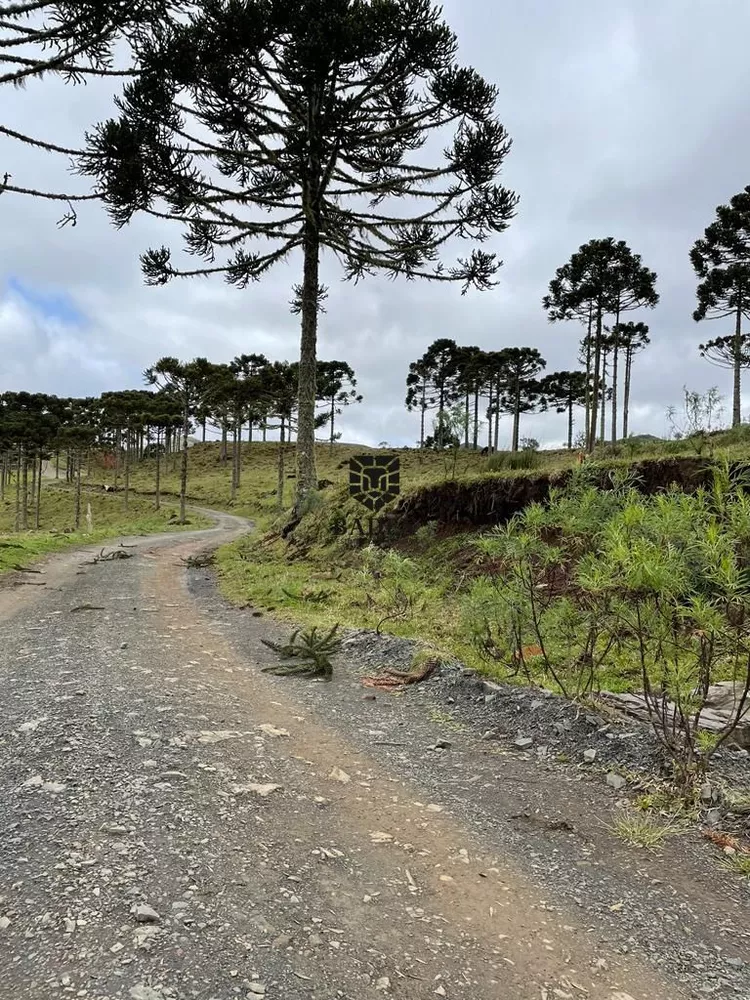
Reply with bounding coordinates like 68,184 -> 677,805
464,465 -> 750,791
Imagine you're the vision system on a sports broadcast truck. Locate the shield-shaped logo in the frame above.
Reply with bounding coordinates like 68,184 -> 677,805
349,454 -> 400,512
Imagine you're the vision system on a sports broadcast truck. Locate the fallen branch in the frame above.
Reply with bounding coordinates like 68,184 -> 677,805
70,604 -> 105,613
12,565 -> 42,574
182,551 -> 215,569
361,658 -> 438,691
93,548 -> 133,563
261,625 -> 341,681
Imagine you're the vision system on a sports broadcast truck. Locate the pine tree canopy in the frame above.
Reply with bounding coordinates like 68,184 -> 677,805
78,0 -> 517,291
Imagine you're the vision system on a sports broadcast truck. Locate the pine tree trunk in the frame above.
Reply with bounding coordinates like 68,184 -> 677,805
623,348 -> 633,440
231,421 -> 239,501
179,402 -> 189,524
202,419 -> 206,443
34,452 -> 42,530
568,396 -> 574,450
487,383 -> 494,452
493,378 -> 500,452
277,416 -> 286,511
235,419 -> 243,490
420,383 -> 426,450
262,422 -> 267,443
611,311 -> 621,444
464,391 -> 470,448
733,296 -> 743,427
296,225 -> 321,509
599,351 -> 607,445
584,305 -> 593,447
30,454 -> 37,523
329,395 -> 336,452
124,424 -> 130,513
437,379 -> 445,449
155,430 -> 161,511
14,445 -> 21,532
588,304 -> 603,452
220,421 -> 228,462
473,390 -> 479,449
21,450 -> 28,530
74,453 -> 82,530
114,427 -> 121,489
512,382 -> 521,452
55,450 -> 60,479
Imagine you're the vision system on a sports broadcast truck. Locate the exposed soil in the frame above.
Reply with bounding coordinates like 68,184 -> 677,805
377,458 -> 714,540
0,511 -> 747,1000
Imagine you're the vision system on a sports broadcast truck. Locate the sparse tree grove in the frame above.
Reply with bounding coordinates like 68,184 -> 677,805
0,355 -> 363,530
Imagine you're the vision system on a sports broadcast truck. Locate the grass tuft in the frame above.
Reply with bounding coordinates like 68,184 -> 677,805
719,853 -> 750,877
608,809 -> 682,849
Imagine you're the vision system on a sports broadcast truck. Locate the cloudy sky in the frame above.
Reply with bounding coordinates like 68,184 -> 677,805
2,0 -> 750,448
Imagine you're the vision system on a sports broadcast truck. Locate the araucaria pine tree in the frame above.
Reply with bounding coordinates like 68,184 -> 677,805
691,186 -> 750,427
543,238 -> 658,450
615,321 -> 650,440
78,0 -> 518,508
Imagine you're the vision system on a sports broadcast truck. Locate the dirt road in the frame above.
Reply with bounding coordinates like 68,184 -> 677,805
0,513 -> 747,1000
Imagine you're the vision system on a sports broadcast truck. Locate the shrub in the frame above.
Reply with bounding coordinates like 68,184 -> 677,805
464,465 -> 750,792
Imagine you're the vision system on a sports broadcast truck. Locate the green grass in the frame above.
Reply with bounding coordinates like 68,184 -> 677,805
214,504 -> 496,676
719,853 -> 750,878
103,429 -> 750,694
125,438 -> 579,524
123,423 -> 750,524
0,482 -> 211,575
607,809 -> 683,849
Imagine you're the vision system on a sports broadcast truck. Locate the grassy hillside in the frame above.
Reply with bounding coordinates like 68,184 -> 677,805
125,438 -> 579,525
123,423 -> 750,525
158,428 -> 750,702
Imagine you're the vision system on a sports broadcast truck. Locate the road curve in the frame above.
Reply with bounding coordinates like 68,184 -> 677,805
0,513 -> 728,999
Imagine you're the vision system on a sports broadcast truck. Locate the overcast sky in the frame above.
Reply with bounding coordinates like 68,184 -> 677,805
2,0 -> 750,448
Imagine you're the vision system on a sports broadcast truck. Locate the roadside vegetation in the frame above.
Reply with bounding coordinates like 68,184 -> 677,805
132,428 -> 749,795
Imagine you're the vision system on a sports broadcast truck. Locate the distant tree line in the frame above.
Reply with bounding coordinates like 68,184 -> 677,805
405,236 -> 659,453
0,357 -> 362,528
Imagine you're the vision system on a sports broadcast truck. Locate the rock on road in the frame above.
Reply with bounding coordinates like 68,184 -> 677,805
0,512 -> 744,999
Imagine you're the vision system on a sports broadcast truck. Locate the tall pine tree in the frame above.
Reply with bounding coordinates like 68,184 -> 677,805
77,0 -> 517,506
544,239 -> 657,450
691,186 -> 750,428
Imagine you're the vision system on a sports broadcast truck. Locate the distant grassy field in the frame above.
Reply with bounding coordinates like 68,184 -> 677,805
0,483 -> 210,575
123,423 -> 750,522
125,438 -> 579,527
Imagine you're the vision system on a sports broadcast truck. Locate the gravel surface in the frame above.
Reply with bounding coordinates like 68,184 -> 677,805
0,511 -> 747,1000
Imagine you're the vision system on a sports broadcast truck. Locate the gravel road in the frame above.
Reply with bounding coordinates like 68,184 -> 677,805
0,511 -> 748,1000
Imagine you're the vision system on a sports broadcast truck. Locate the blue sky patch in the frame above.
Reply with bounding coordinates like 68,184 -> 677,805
6,276 -> 87,327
